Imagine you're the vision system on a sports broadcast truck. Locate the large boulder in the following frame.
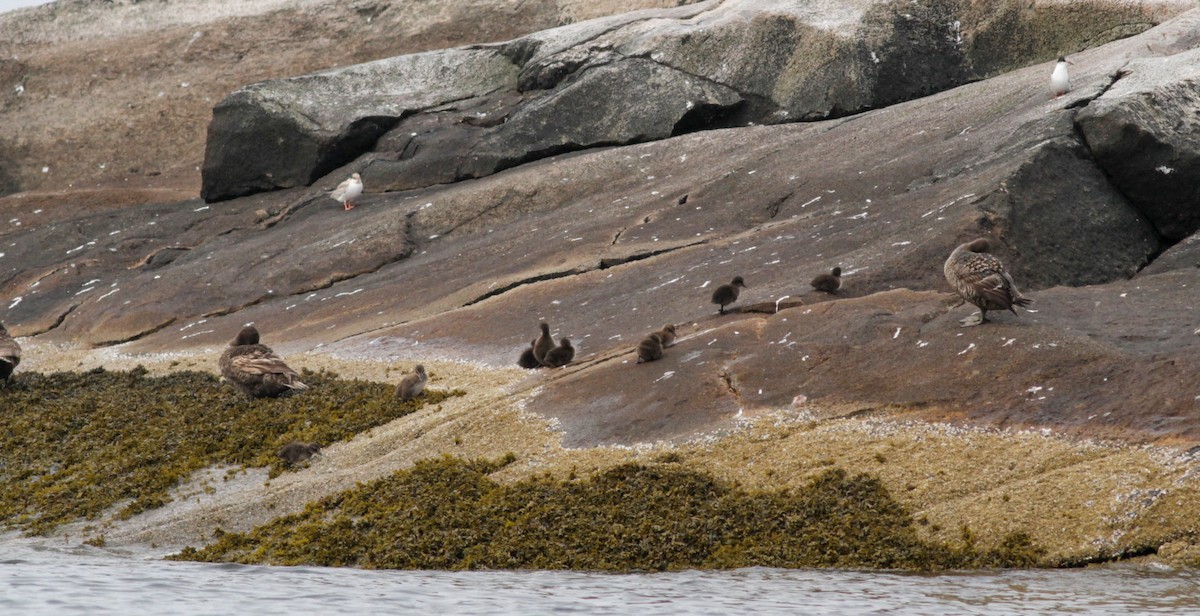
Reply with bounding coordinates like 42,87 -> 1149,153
200,0 -> 1193,202
1076,46 -> 1200,241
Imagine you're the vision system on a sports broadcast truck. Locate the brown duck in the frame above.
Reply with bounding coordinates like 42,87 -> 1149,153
944,238 -> 1031,327
0,321 -> 20,389
394,364 -> 428,401
542,338 -> 575,368
218,326 -> 309,398
278,441 -> 321,466
656,324 -> 677,348
810,267 -> 842,293
636,332 -> 664,364
532,322 -> 555,365
711,276 -> 747,315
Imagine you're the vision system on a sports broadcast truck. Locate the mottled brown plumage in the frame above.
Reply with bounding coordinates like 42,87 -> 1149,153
542,338 -> 575,368
218,326 -> 308,398
394,364 -> 428,401
532,322 -> 555,365
637,332 -> 664,364
944,239 -> 1031,327
278,441 -> 321,466
656,324 -> 677,348
711,276 -> 747,315
0,321 -> 20,388
810,267 -> 842,293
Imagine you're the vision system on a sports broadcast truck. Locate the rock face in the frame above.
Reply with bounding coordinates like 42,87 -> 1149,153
1076,46 -> 1200,241
200,0 -> 1194,202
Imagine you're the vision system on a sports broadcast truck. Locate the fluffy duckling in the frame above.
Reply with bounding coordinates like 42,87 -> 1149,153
517,340 -> 541,369
0,321 -> 20,389
810,267 -> 842,293
711,276 -> 747,315
636,332 -> 664,364
394,364 -> 428,401
330,173 -> 363,211
542,338 -> 575,368
218,326 -> 308,398
532,322 -> 555,365
944,238 -> 1031,327
656,323 -> 677,348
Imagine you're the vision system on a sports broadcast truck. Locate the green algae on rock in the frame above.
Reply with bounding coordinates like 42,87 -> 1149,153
0,367 -> 462,535
172,455 -> 1044,571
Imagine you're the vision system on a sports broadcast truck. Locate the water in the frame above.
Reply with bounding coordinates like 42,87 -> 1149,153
2,541 -> 1198,615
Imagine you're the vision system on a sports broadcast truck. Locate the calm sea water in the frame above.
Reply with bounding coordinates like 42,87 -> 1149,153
2,540 -> 1198,615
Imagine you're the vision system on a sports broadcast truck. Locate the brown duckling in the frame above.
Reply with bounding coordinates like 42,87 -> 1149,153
656,324 -> 677,348
711,276 -> 747,315
541,338 -> 575,368
532,322 -> 555,365
517,339 -> 541,369
278,441 -> 322,466
810,267 -> 842,293
0,321 -> 20,389
637,332 -> 664,364
218,326 -> 308,398
944,238 -> 1031,327
394,364 -> 428,401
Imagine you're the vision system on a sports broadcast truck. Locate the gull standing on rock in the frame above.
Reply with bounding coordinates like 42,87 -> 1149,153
711,276 -> 747,315
394,364 -> 428,401
330,173 -> 363,211
219,326 -> 309,398
944,239 -> 1031,327
1050,56 -> 1072,98
0,321 -> 20,388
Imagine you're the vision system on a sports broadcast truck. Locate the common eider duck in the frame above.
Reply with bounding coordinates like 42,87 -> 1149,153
394,364 -> 428,401
944,238 -> 1031,327
517,340 -> 541,369
218,326 -> 309,398
637,332 -> 664,364
810,267 -> 842,293
330,173 -> 363,211
0,321 -> 20,388
278,441 -> 321,466
711,276 -> 747,315
532,322 -> 555,365
541,338 -> 574,368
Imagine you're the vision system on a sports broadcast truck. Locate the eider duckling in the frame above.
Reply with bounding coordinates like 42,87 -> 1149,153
330,173 -> 363,211
0,321 -> 20,389
278,441 -> 321,466
656,324 -> 677,348
711,276 -> 747,315
219,326 -> 308,398
1050,55 -> 1072,98
637,332 -> 664,364
532,322 -> 555,365
541,338 -> 574,368
394,364 -> 428,401
810,267 -> 842,293
944,238 -> 1032,327
517,340 -> 541,369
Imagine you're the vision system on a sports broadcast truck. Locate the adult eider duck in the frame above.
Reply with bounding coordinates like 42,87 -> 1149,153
532,322 -> 555,365
0,321 -> 20,388
711,276 -> 747,315
394,364 -> 428,401
330,173 -> 363,211
278,442 -> 321,466
637,332 -> 664,364
810,267 -> 842,293
218,326 -> 309,398
542,338 -> 574,368
944,238 -> 1031,327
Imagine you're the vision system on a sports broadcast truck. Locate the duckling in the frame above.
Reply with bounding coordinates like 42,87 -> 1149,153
218,326 -> 308,398
278,441 -> 321,466
711,276 -> 747,315
810,267 -> 842,293
394,364 -> 428,401
541,338 -> 575,368
0,321 -> 20,389
656,323 -> 677,348
517,340 -> 541,369
944,238 -> 1032,327
636,332 -> 664,364
532,322 -> 555,365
